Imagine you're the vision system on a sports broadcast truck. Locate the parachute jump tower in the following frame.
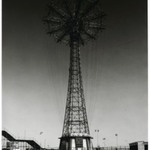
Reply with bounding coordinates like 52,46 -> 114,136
43,0 -> 105,149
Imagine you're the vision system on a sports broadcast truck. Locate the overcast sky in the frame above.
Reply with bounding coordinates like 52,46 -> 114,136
2,0 -> 147,148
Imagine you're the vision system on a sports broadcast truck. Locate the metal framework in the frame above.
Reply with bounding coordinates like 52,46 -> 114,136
44,0 -> 105,149
62,40 -> 90,136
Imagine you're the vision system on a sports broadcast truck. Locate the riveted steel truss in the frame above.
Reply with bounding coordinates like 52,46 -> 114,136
44,0 -> 105,138
62,39 -> 90,136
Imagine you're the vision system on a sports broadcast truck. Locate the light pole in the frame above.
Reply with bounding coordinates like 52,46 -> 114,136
39,132 -> 43,148
95,129 -> 99,147
103,138 -> 106,147
115,134 -> 118,148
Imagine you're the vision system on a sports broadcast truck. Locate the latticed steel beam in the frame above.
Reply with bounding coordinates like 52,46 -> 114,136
75,0 -> 82,18
63,0 -> 72,17
44,0 -> 105,45
61,37 -> 90,136
44,0 -> 105,143
81,0 -> 99,18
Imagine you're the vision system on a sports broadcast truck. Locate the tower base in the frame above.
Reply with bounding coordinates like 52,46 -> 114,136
59,136 -> 93,150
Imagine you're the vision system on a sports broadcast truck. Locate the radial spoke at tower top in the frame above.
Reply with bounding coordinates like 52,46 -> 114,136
43,0 -> 105,45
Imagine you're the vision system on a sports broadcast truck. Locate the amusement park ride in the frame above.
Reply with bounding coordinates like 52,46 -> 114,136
43,0 -> 105,149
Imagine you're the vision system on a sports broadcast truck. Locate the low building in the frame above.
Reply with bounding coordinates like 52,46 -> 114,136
129,141 -> 148,150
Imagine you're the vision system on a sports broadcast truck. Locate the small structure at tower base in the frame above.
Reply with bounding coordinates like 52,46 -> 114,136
59,136 -> 93,150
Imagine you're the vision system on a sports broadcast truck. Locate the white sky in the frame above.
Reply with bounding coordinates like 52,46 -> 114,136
2,0 -> 148,148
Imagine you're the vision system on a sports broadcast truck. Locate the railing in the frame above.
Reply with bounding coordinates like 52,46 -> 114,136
43,147 -> 129,150
94,147 -> 129,150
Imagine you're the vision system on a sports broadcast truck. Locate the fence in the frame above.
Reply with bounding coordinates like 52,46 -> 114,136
47,147 -> 129,150
94,147 -> 129,150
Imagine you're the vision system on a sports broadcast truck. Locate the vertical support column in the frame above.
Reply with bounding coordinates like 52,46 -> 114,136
59,33 -> 93,150
62,36 -> 90,136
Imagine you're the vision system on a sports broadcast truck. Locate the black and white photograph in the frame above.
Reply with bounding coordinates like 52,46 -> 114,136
2,0 -> 148,150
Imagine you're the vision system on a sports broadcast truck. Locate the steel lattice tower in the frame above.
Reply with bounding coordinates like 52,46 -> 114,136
43,0 -> 105,149
63,40 -> 89,136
